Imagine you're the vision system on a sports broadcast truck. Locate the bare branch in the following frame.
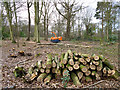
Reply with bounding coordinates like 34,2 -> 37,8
29,2 -> 32,7
54,2 -> 67,19
60,2 -> 68,10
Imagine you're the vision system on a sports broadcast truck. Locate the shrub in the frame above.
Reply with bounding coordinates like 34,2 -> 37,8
61,70 -> 70,88
20,31 -> 27,37
109,34 -> 118,42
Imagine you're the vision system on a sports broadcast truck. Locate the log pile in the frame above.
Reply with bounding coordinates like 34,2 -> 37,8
14,50 -> 120,87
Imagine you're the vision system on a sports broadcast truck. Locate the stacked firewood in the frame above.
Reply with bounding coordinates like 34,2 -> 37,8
14,50 -> 119,86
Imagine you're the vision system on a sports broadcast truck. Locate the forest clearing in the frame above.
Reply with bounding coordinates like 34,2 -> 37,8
0,0 -> 120,89
1,39 -> 120,88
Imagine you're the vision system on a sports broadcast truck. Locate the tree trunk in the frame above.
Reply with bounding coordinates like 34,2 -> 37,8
46,14 -> 49,41
34,1 -> 40,43
71,72 -> 81,86
101,10 -> 104,41
66,18 -> 71,40
26,1 -> 31,41
13,2 -> 19,47
4,2 -> 16,43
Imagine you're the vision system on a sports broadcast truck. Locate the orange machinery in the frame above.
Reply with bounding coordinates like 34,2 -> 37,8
50,32 -> 62,43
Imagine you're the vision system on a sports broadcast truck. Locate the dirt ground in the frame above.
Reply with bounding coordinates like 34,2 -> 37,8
1,39 -> 120,89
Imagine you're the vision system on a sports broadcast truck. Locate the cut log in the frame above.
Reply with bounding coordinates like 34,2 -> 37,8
99,55 -> 104,60
36,60 -> 42,69
74,52 -> 78,57
68,58 -> 74,66
78,52 -> 82,57
91,71 -> 96,76
76,71 -> 83,80
90,62 -> 96,70
60,53 -> 65,67
85,57 -> 91,62
81,76 -> 86,83
97,71 -> 102,77
71,72 -> 81,86
111,70 -> 120,80
108,69 -> 112,75
66,64 -> 73,71
81,54 -> 90,58
92,60 -> 99,66
55,69 -> 61,75
103,59 -> 115,70
107,69 -> 116,77
28,67 -> 33,74
55,56 -> 60,69
30,73 -> 37,81
52,68 -> 56,73
103,67 -> 107,75
40,68 -> 45,73
92,54 -> 99,61
45,68 -> 50,74
79,58 -> 85,63
46,54 -> 52,68
86,64 -> 90,69
37,73 -> 47,82
74,56 -> 78,60
103,60 -> 119,79
33,68 -> 39,74
44,74 -> 52,84
52,60 -> 56,68
85,70 -> 91,76
79,58 -> 87,65
79,65 -> 88,73
42,63 -> 46,69
82,60 -> 87,65
73,63 -> 79,70
67,49 -> 73,58
24,73 -> 31,82
75,61 -> 80,65
61,63 -> 64,68
97,60 -> 103,71
63,52 -> 68,64
95,73 -> 101,80
111,70 -> 116,75
85,76 -> 92,82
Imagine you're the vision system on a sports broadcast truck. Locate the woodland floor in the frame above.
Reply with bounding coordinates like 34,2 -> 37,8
1,38 -> 120,88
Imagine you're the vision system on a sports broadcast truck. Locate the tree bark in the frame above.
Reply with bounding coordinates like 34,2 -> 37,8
4,2 -> 16,43
13,2 -> 19,47
34,1 -> 40,43
101,10 -> 104,41
26,0 -> 32,41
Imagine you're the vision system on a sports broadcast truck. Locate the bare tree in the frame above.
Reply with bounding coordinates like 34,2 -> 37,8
34,0 -> 43,43
82,8 -> 92,39
4,2 -> 16,43
26,0 -> 32,41
42,1 -> 53,41
54,0 -> 84,40
13,1 -> 20,47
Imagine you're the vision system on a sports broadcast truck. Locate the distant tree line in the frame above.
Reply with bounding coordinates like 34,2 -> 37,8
0,0 -> 119,43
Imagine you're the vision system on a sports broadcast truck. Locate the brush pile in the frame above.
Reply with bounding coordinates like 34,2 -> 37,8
14,50 -> 120,86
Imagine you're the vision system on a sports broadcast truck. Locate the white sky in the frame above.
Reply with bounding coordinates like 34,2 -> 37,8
16,0 -> 119,25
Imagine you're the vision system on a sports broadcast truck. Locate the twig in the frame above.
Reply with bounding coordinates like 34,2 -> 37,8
83,80 -> 107,88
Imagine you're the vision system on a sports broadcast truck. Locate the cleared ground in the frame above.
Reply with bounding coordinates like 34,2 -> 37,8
1,39 -> 120,88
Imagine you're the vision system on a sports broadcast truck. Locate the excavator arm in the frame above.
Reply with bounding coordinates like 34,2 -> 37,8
51,32 -> 57,37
